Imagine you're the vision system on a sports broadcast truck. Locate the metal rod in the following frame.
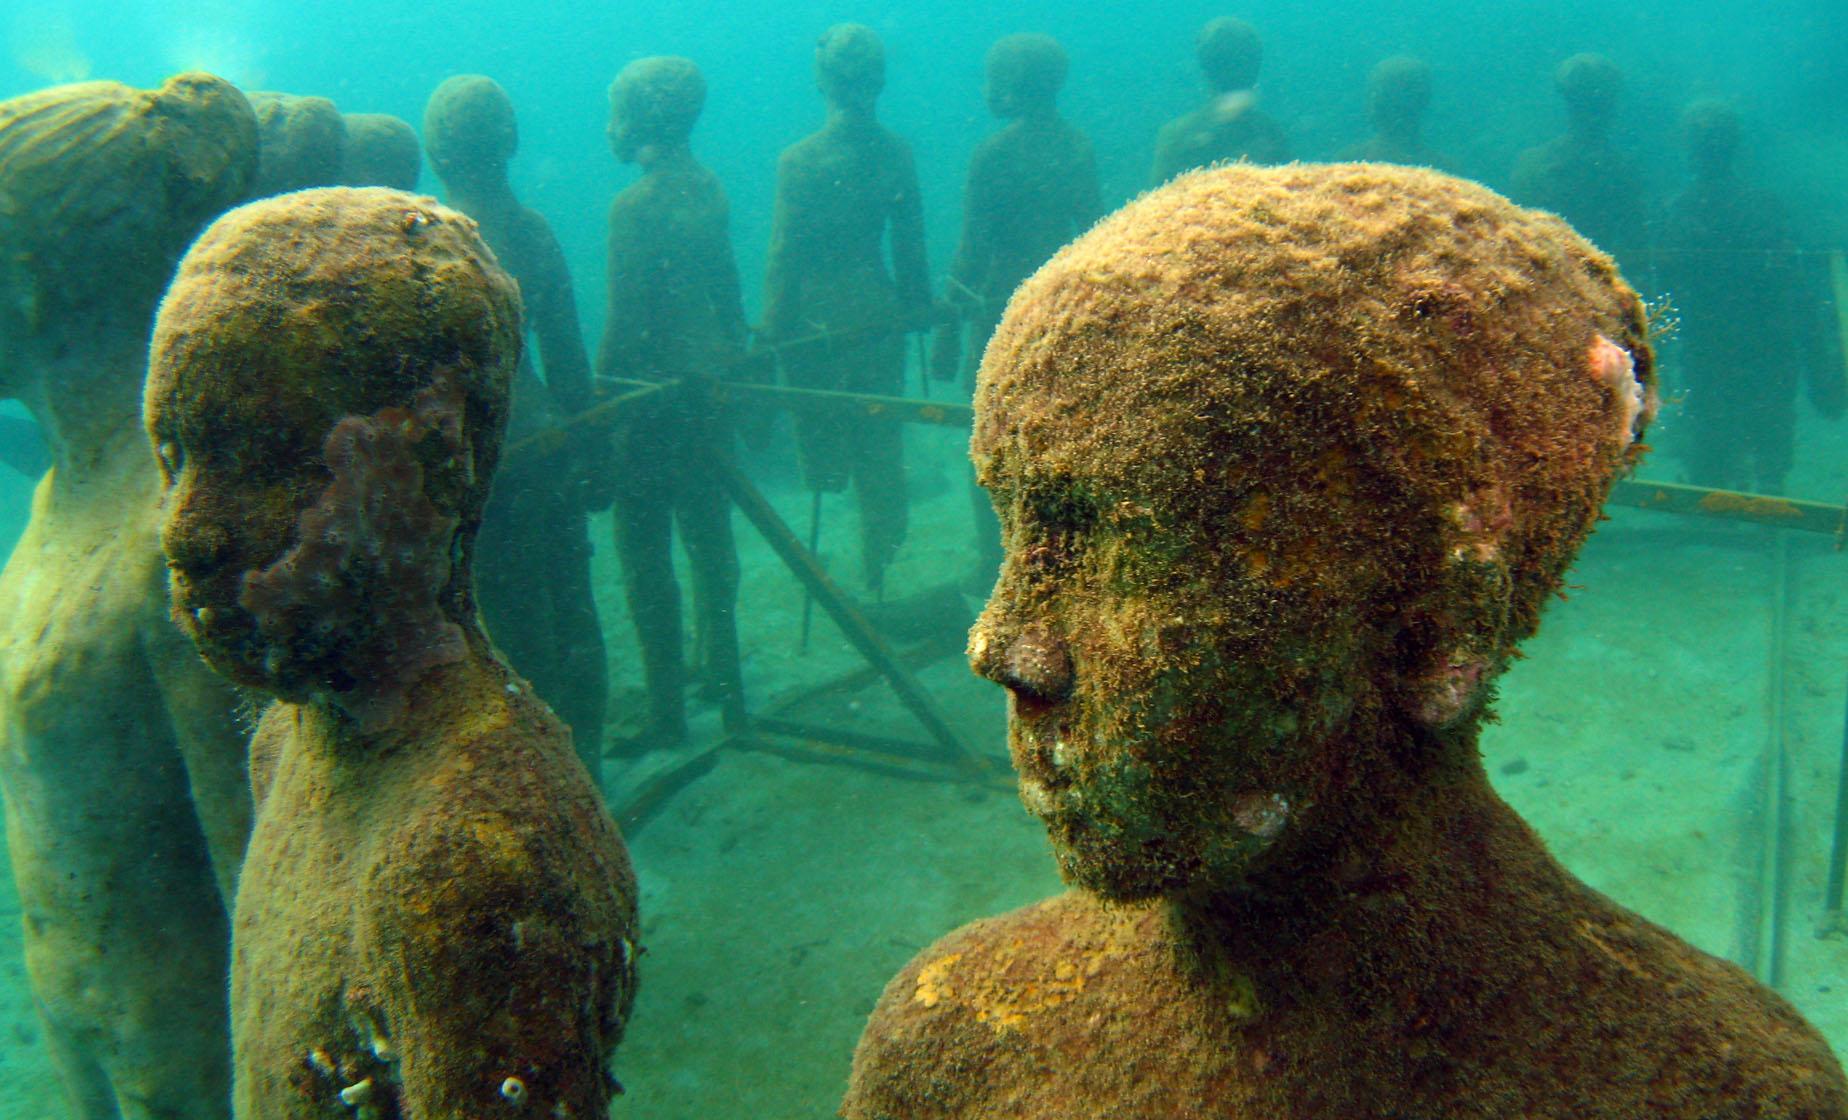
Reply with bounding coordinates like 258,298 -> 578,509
713,459 -> 995,777
1608,478 -> 1848,541
1820,669 -> 1848,937
799,489 -> 822,653
1747,533 -> 1795,987
501,381 -> 666,462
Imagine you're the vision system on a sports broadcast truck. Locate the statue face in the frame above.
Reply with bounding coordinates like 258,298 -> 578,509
148,365 -> 330,695
968,410 -> 1379,902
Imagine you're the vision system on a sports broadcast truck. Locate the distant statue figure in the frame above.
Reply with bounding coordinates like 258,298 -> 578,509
0,73 -> 257,1120
424,74 -> 609,784
1659,99 -> 1845,493
247,90 -> 347,196
934,32 -> 1098,586
1511,53 -> 1647,268
1150,17 -> 1290,186
149,187 -> 640,1120
341,111 -> 421,190
762,22 -> 932,594
843,163 -> 1847,1118
598,56 -> 753,754
1338,55 -> 1452,170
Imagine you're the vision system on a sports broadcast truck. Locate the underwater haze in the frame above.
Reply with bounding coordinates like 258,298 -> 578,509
2,0 -> 1848,1117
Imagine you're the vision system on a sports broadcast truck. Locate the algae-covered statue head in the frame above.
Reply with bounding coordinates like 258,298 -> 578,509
607,56 -> 707,165
1196,17 -> 1263,94
0,72 -> 255,393
985,33 -> 1067,120
423,75 -> 518,185
967,163 -> 1654,902
815,23 -> 886,114
147,187 -> 521,730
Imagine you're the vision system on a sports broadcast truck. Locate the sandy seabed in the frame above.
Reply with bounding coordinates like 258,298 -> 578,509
0,415 -> 1843,1118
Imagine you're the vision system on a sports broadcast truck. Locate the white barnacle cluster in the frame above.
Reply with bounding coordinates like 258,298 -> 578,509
1230,791 -> 1291,842
1587,333 -> 1648,446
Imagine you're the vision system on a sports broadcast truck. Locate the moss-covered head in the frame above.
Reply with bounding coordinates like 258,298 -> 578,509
985,33 -> 1067,119
247,91 -> 347,197
1682,98 -> 1741,180
1367,55 -> 1432,136
148,187 -> 520,720
424,75 -> 517,184
1197,17 -> 1262,94
342,112 -> 422,190
1555,53 -> 1623,135
816,23 -> 885,114
607,56 -> 706,164
968,163 -> 1652,901
0,72 -> 256,379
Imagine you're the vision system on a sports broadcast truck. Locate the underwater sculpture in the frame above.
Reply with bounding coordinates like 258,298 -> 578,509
1511,53 -> 1647,270
763,22 -> 931,595
0,72 -> 256,1120
341,111 -> 421,190
599,56 -> 752,754
1337,55 -> 1452,170
247,90 -> 348,196
424,74 -> 608,782
842,163 -> 1848,1118
1660,98 -> 1843,494
148,187 -> 639,1119
1150,16 -> 1289,186
933,32 -> 1098,587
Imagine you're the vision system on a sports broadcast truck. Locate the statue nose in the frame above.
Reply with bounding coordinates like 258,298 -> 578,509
971,619 -> 1074,704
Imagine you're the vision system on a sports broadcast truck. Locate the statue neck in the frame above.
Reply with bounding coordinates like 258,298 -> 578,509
1163,725 -> 1564,993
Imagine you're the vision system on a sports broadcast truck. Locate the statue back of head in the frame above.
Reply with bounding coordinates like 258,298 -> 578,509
816,23 -> 886,112
1197,17 -> 1263,93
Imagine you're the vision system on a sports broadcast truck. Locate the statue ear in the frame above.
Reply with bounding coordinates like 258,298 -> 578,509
1391,497 -> 1518,731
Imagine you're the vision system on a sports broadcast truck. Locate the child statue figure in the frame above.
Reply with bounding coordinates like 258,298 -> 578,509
843,163 -> 1846,1118
148,187 -> 639,1119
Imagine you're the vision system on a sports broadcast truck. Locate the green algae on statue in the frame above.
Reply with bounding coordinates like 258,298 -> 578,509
842,163 -> 1847,1118
0,72 -> 256,1120
763,22 -> 931,594
599,56 -> 753,754
424,74 -> 609,783
148,187 -> 639,1119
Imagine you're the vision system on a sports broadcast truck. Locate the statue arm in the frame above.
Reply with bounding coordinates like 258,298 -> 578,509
520,214 -> 594,417
144,617 -> 253,905
595,199 -> 649,382
889,139 -> 932,317
759,152 -> 802,342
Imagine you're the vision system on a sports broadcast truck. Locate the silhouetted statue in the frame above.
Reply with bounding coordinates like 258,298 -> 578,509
934,32 -> 1097,586
843,163 -> 1846,1119
763,22 -> 931,594
1151,17 -> 1289,186
1511,53 -> 1647,268
1338,55 -> 1452,170
424,74 -> 609,785
598,56 -> 752,753
1659,99 -> 1844,493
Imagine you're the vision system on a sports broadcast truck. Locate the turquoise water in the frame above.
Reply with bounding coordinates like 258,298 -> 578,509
1,1 -> 1846,1116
